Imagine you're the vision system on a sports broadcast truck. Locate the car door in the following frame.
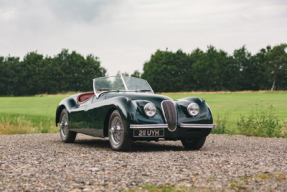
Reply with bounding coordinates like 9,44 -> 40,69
69,98 -> 93,132
85,94 -> 108,137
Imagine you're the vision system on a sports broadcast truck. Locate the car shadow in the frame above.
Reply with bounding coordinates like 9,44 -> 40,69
72,138 -> 188,152
130,141 -> 186,152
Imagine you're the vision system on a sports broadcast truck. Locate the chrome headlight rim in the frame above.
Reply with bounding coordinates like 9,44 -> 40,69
187,102 -> 200,117
144,102 -> 157,118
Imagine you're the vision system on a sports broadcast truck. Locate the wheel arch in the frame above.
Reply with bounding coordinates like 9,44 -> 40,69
56,105 -> 66,126
102,96 -> 136,137
103,107 -> 117,137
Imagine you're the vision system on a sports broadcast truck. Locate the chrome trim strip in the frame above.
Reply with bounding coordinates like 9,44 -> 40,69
161,100 -> 177,132
130,124 -> 168,129
161,101 -> 168,123
121,74 -> 128,91
93,79 -> 97,97
180,124 -> 216,128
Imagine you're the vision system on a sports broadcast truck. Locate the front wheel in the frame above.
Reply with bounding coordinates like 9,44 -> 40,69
108,110 -> 132,151
181,137 -> 206,150
59,109 -> 77,143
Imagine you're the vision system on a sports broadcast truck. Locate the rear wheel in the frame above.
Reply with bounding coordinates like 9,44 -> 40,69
181,137 -> 206,150
59,109 -> 77,143
108,110 -> 132,151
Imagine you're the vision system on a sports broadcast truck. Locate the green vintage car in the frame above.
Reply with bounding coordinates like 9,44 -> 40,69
56,75 -> 216,151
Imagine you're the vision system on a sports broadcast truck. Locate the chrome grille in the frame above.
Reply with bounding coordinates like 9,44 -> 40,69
161,100 -> 177,132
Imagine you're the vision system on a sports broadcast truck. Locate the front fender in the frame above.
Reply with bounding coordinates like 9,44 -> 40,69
175,97 -> 213,124
108,98 -> 166,137
55,95 -> 79,126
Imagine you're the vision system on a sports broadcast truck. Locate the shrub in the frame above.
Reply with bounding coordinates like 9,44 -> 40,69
0,115 -> 58,134
236,101 -> 286,137
212,109 -> 233,134
282,120 -> 287,138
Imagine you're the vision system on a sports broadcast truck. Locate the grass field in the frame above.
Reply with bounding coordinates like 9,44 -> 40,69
0,91 -> 286,136
168,92 -> 287,133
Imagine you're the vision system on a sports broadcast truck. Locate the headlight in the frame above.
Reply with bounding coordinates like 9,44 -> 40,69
187,102 -> 199,117
144,103 -> 156,117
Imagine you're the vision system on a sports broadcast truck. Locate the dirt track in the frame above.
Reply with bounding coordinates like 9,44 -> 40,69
0,133 -> 286,191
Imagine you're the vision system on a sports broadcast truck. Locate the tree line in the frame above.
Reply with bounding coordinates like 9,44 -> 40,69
1,44 -> 286,96
0,49 -> 106,96
141,44 -> 287,92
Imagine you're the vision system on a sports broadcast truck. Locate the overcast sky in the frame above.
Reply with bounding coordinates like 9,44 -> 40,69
0,0 -> 286,75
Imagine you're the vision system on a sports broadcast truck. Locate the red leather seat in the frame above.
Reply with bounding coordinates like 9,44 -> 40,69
77,92 -> 94,103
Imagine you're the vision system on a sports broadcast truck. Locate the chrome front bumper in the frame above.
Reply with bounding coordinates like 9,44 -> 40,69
130,124 -> 168,129
180,124 -> 216,128
130,124 -> 216,129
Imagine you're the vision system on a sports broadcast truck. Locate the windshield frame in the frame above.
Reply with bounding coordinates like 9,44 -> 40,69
93,75 -> 154,98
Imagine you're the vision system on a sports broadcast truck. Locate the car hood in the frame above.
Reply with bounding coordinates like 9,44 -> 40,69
105,92 -> 173,104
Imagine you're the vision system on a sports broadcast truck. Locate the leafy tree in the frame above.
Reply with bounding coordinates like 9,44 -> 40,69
131,70 -> 141,78
251,48 -> 269,90
217,50 -> 236,91
2,56 -> 21,96
122,72 -> 129,76
232,46 -> 264,90
0,56 -> 5,94
142,49 -> 190,92
2,44 -> 287,96
264,44 -> 287,91
44,56 -> 62,94
52,49 -> 106,93
192,46 -> 230,91
186,48 -> 204,91
20,52 -> 44,95
0,49 -> 106,96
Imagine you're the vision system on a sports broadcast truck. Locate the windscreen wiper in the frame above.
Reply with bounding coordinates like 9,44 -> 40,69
138,89 -> 151,92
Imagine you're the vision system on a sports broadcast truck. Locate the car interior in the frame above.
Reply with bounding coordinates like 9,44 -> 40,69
76,92 -> 94,103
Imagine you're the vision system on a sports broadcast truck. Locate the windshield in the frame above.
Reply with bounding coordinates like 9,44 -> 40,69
122,76 -> 152,92
93,75 -> 153,95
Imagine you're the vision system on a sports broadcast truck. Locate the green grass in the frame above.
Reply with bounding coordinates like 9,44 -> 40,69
0,95 -> 67,134
0,95 -> 68,117
0,92 -> 286,135
166,92 -> 287,133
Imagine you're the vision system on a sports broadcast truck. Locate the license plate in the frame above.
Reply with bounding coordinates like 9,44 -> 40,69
133,129 -> 164,137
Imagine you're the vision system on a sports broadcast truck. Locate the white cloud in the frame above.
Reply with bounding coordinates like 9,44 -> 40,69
0,0 -> 286,76
45,0 -> 125,23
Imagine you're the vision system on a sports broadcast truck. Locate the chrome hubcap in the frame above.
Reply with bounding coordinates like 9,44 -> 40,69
60,114 -> 68,138
110,117 -> 123,145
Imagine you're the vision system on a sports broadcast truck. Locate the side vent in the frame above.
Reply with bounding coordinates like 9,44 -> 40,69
161,100 -> 177,132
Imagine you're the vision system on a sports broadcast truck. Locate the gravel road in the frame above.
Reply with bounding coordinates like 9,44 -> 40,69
0,133 -> 286,191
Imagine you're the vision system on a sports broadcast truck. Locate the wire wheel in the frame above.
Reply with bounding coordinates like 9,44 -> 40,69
60,113 -> 68,139
59,109 -> 76,143
110,117 -> 123,145
108,110 -> 132,151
